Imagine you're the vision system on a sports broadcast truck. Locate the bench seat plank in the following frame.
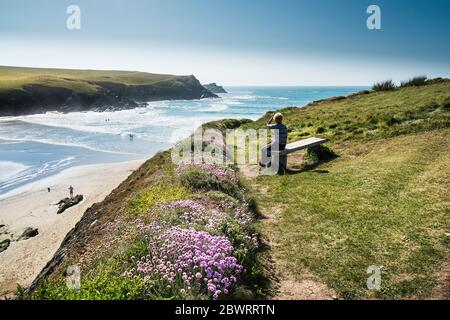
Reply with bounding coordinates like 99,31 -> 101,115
273,137 -> 327,155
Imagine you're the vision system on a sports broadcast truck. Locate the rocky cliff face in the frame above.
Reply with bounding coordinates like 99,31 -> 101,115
0,75 -> 217,116
203,83 -> 227,94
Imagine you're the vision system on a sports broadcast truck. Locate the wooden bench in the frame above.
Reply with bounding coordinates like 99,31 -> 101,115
271,137 -> 328,174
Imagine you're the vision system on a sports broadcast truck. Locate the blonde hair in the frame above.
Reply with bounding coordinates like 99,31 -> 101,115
274,112 -> 283,123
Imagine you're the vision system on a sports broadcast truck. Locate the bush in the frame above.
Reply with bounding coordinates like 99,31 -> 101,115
308,145 -> 337,161
372,80 -> 397,92
177,164 -> 241,198
204,118 -> 253,131
301,145 -> 338,170
385,116 -> 402,126
315,127 -> 326,134
401,76 -> 427,87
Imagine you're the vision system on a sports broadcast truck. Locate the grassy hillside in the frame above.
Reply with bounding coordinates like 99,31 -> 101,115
21,81 -> 450,300
0,66 -> 217,116
241,80 -> 450,143
241,80 -> 450,299
251,129 -> 449,299
0,66 -> 177,93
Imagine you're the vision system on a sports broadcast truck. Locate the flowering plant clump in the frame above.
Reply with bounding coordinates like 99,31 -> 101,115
176,163 -> 239,185
121,162 -> 261,300
193,136 -> 228,155
153,199 -> 256,240
133,225 -> 243,299
219,200 -> 254,227
158,200 -> 225,231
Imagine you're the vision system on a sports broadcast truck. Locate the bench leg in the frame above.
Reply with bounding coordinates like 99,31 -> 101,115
278,155 -> 287,175
262,152 -> 286,175
307,145 -> 321,154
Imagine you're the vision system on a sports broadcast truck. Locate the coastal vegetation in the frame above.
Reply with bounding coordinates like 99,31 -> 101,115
372,76 -> 441,92
20,79 -> 450,300
0,66 -> 188,93
0,66 -> 217,116
240,78 -> 450,299
26,155 -> 267,300
372,79 -> 397,92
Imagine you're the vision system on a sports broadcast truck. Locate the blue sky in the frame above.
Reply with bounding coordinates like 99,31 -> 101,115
0,0 -> 449,85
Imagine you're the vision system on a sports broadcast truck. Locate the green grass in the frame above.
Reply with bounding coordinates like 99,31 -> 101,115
244,82 -> 450,299
241,81 -> 450,144
0,65 -> 181,93
253,130 -> 449,299
31,260 -> 149,300
24,81 -> 450,300
127,183 -> 191,217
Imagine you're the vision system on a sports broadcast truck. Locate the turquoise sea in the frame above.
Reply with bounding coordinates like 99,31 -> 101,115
0,86 -> 368,196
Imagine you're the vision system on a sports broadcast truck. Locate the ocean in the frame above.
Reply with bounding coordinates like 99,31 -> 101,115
0,86 -> 367,196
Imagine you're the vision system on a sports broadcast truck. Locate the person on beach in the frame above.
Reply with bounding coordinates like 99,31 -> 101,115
69,185 -> 74,198
260,112 -> 288,167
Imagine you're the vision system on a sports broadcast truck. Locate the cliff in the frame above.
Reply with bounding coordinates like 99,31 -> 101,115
0,66 -> 218,116
203,82 -> 227,94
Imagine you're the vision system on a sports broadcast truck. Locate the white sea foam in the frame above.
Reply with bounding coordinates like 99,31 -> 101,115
0,161 -> 29,182
196,103 -> 229,112
0,87 -> 367,195
0,134 -> 135,155
0,157 -> 75,191
231,95 -> 257,100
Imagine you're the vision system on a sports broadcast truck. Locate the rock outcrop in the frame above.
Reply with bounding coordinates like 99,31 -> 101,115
0,239 -> 10,253
19,227 -> 39,241
57,195 -> 84,214
203,83 -> 227,94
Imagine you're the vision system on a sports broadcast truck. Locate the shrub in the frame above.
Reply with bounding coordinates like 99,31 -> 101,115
177,164 -> 241,198
385,116 -> 402,126
307,145 -> 337,161
400,76 -> 427,87
372,80 -> 397,92
316,127 -> 326,134
302,145 -> 338,170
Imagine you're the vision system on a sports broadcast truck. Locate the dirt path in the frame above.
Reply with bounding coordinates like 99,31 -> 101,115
429,261 -> 450,300
240,164 -> 337,300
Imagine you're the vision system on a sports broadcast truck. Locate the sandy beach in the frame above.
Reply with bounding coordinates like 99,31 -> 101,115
0,160 -> 143,298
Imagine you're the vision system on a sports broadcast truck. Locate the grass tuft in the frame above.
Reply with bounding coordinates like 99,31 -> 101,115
401,76 -> 427,88
372,80 -> 397,92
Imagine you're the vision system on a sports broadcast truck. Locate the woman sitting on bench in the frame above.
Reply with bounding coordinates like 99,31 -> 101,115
260,112 -> 288,167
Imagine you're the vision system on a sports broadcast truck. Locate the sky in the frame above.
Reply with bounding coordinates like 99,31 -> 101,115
0,0 -> 449,85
